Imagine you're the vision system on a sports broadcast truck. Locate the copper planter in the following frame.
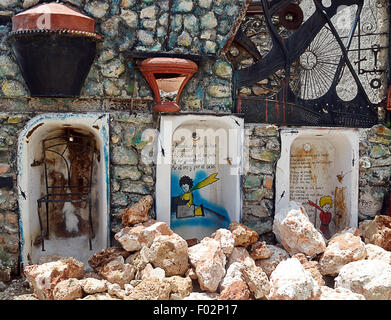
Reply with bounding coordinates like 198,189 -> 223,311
8,2 -> 101,98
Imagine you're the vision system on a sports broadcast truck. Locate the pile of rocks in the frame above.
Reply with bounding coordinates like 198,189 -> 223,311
10,198 -> 391,300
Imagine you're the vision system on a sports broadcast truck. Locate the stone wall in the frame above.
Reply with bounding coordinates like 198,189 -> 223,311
359,125 -> 391,220
0,0 -> 247,111
0,0 -> 389,278
241,124 -> 279,241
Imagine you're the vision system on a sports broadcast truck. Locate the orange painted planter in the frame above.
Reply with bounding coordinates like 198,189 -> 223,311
139,57 -> 198,112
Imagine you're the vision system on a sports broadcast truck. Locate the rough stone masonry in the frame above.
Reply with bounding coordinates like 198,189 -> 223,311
0,0 -> 389,290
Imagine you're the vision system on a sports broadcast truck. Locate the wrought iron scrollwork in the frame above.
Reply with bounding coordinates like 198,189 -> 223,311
232,0 -> 382,127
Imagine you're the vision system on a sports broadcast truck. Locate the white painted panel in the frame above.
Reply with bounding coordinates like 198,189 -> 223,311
156,114 -> 243,241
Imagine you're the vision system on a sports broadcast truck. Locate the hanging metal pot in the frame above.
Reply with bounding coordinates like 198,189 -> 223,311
7,2 -> 102,98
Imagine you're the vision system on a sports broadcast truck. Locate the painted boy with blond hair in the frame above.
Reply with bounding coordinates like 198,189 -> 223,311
308,196 -> 333,239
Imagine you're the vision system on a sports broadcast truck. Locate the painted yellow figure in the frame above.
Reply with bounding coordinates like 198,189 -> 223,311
179,173 -> 219,215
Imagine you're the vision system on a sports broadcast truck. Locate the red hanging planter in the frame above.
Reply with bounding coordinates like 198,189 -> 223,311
138,57 -> 198,112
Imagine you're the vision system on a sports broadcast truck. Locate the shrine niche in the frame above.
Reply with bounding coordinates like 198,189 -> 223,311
155,115 -> 243,241
275,128 -> 359,239
17,113 -> 110,267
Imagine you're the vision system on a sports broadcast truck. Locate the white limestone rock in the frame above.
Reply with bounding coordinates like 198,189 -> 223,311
213,228 -> 234,256
188,237 -> 226,292
319,233 -> 367,276
335,259 -> 391,300
319,286 -> 366,300
365,243 -> 391,264
267,258 -> 321,300
273,201 -> 326,256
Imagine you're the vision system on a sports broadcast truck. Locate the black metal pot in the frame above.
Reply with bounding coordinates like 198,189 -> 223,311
8,30 -> 100,98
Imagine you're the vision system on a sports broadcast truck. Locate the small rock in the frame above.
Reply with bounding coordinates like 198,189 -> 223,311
79,278 -> 108,295
361,215 -> 391,251
292,254 -> 325,287
165,276 -> 192,300
219,262 -> 244,292
114,220 -> 173,252
107,283 -> 127,299
10,294 -> 39,300
188,237 -> 226,292
99,257 -> 136,289
242,265 -> 270,299
126,278 -> 171,300
121,195 -> 153,227
255,245 -> 290,278
228,222 -> 258,247
24,258 -> 84,300
53,278 -> 82,300
213,228 -> 234,256
319,286 -> 366,300
248,241 -> 273,260
227,247 -> 255,269
144,233 -> 189,276
183,292 -> 218,300
80,292 -> 121,300
218,280 -> 250,300
88,247 -> 130,273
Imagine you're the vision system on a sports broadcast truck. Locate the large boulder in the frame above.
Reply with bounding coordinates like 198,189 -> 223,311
267,258 -> 321,300
228,222 -> 258,247
361,215 -> 391,251
143,233 -> 189,276
188,237 -> 226,292
335,260 -> 391,300
24,257 -> 85,300
319,233 -> 367,276
121,195 -> 153,227
114,220 -> 173,252
273,201 -> 326,256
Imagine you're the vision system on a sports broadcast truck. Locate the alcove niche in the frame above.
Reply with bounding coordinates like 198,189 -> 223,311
275,128 -> 359,239
156,114 -> 244,241
17,113 -> 110,268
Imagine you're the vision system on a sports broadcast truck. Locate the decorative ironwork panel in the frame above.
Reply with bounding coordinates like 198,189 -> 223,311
230,0 -> 389,127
